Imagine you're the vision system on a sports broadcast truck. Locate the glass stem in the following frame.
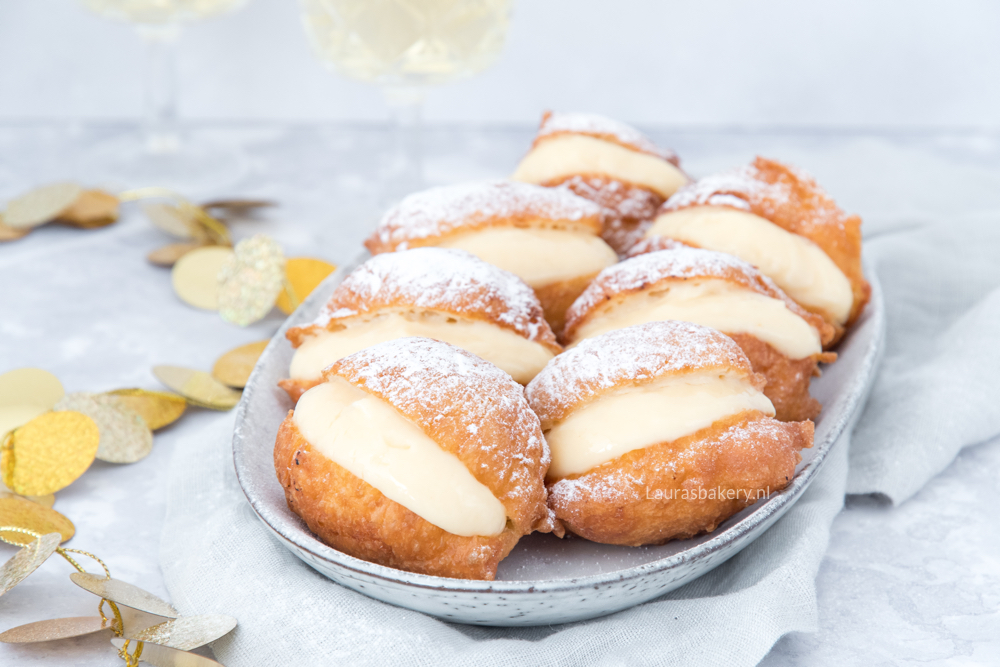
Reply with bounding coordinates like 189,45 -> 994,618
382,85 -> 427,201
137,24 -> 181,154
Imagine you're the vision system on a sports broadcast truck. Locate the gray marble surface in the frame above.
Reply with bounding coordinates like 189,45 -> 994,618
0,123 -> 998,665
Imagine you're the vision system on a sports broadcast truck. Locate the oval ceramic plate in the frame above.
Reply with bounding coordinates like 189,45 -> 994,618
233,253 -> 884,627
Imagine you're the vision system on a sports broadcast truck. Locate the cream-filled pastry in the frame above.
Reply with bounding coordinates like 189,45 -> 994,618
274,337 -> 556,580
562,247 -> 837,422
280,248 -> 560,402
512,111 -> 690,254
364,180 -> 617,332
645,156 -> 870,339
526,321 -> 813,547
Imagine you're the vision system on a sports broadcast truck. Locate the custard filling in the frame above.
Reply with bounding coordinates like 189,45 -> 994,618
294,378 -> 507,537
546,372 -> 775,479
290,310 -> 554,384
438,227 -> 617,287
571,279 -> 822,359
646,206 -> 853,325
512,134 -> 688,199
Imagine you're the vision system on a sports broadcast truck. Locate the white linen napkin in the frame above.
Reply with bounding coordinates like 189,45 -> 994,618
160,214 -> 1000,665
847,214 -> 1000,502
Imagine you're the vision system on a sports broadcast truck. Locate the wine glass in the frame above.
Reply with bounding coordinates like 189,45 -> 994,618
299,0 -> 513,201
80,0 -> 249,191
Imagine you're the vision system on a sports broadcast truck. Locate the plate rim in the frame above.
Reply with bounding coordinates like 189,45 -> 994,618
233,252 -> 884,595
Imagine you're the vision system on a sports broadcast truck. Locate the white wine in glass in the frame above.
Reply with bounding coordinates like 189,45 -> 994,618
81,0 -> 248,190
300,0 -> 513,197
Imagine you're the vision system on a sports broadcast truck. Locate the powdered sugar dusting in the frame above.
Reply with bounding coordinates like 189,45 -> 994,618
661,157 -> 848,234
369,180 -> 603,251
663,164 -> 780,212
328,337 -> 550,510
310,248 -> 555,346
526,321 -> 751,424
565,247 -> 764,324
538,111 -> 677,162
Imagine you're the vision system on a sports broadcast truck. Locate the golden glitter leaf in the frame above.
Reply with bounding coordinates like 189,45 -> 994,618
0,533 -> 61,597
217,235 -> 286,326
105,389 -> 186,431
0,616 -> 116,643
152,366 -> 241,411
3,182 -> 83,229
111,637 -> 225,666
71,572 -> 178,618
56,189 -> 120,229
0,368 -> 65,442
0,215 -> 31,242
201,198 -> 275,213
147,242 -> 206,268
1,411 -> 99,496
54,393 -> 153,464
276,258 -> 336,315
181,203 -> 231,247
171,246 -> 235,311
211,340 -> 269,389
145,202 -> 208,241
124,614 -> 237,651
0,497 -> 74,545
0,480 -> 54,509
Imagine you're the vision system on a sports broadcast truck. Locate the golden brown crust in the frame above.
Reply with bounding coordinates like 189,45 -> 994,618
660,156 -> 870,329
275,338 -> 554,580
547,411 -> 813,546
533,271 -> 599,334
364,181 -> 603,255
543,175 -> 664,255
526,321 -> 761,427
729,334 -> 836,422
277,377 -> 314,404
275,417 -> 523,580
560,248 -> 836,347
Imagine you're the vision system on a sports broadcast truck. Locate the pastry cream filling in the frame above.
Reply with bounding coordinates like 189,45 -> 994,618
438,227 -> 617,287
294,378 -> 508,537
546,372 -> 775,479
572,279 -> 822,359
512,134 -> 688,199
290,311 -> 554,385
646,206 -> 853,325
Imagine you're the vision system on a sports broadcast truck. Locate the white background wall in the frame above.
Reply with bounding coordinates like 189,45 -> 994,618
0,0 -> 998,127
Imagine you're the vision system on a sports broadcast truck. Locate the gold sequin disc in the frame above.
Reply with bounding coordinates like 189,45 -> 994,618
0,497 -> 75,545
1,411 -> 99,496
276,258 -> 336,314
171,246 -> 235,311
211,340 -> 269,389
0,533 -> 61,597
105,389 -> 186,431
55,392 -> 154,464
152,366 -> 241,411
71,572 -> 179,618
0,616 -> 116,643
217,235 -> 286,326
3,182 -> 83,229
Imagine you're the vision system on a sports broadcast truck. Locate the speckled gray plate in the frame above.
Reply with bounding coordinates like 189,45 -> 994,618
233,253 -> 884,627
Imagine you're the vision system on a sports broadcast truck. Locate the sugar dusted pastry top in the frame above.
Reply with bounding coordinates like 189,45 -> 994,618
286,248 -> 559,351
562,247 -> 835,345
325,337 -> 550,524
364,180 -> 603,254
624,235 -> 689,257
526,321 -> 761,426
534,111 -> 679,164
659,156 -> 868,322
